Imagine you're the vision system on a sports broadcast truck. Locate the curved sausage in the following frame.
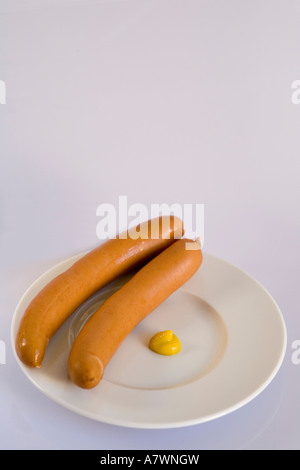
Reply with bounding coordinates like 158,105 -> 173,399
68,238 -> 202,389
15,216 -> 184,368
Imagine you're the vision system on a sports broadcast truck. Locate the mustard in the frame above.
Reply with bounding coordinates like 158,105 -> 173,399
149,330 -> 181,356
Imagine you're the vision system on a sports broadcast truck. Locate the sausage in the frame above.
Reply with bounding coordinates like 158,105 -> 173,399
68,238 -> 202,389
15,216 -> 184,368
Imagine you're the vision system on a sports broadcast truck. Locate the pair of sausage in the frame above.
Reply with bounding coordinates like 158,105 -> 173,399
15,216 -> 202,389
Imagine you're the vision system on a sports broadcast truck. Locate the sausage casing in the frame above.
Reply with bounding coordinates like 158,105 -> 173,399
68,238 -> 202,389
16,216 -> 184,368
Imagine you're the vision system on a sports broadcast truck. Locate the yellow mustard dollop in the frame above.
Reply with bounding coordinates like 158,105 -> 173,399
149,330 -> 181,356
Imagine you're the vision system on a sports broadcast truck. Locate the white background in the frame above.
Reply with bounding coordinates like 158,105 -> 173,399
1,0 -> 300,449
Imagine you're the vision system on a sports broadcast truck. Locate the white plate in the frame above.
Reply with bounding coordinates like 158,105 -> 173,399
11,252 -> 287,429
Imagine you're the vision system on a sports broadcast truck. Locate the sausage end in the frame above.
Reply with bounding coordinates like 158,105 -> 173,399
68,351 -> 104,389
15,331 -> 45,368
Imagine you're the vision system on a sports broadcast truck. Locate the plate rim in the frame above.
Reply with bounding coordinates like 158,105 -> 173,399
10,251 -> 287,429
